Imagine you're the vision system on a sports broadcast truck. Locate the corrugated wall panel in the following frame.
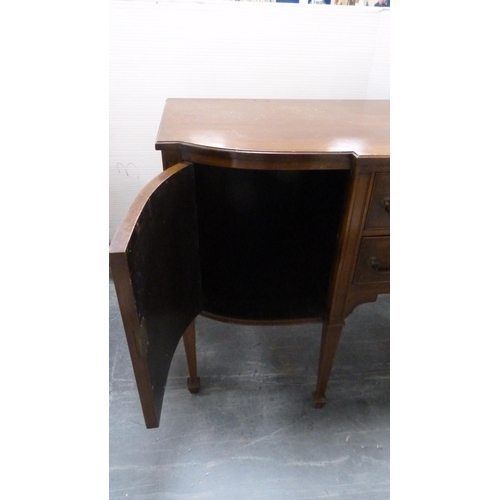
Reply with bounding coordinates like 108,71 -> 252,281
109,1 -> 390,241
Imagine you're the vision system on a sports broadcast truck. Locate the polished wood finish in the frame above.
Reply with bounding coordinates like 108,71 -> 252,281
313,322 -> 344,408
110,99 -> 389,428
156,99 -> 389,159
109,162 -> 203,428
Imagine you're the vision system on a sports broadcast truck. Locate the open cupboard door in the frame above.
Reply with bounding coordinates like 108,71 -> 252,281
109,163 -> 202,428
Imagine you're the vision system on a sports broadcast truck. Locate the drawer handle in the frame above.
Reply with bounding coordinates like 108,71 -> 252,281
381,197 -> 390,213
369,257 -> 390,274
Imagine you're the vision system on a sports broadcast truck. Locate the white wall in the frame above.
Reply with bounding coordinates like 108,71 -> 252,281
109,0 -> 390,241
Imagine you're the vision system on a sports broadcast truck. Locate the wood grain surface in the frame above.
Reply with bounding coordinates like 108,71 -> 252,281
156,99 -> 389,158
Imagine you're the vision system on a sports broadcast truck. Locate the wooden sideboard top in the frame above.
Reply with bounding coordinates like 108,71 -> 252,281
155,99 -> 389,159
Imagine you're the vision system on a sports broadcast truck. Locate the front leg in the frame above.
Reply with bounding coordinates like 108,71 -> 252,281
183,320 -> 200,393
313,321 -> 344,408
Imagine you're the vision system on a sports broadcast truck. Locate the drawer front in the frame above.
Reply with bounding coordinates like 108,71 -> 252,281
353,236 -> 390,284
365,173 -> 390,230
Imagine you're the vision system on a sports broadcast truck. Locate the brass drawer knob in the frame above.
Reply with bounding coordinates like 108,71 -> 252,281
369,256 -> 390,274
381,196 -> 390,213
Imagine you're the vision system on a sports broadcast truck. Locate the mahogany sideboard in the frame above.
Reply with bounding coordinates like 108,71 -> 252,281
109,99 -> 390,429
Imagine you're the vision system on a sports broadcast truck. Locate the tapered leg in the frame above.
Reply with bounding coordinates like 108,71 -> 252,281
313,321 -> 344,408
183,320 -> 200,393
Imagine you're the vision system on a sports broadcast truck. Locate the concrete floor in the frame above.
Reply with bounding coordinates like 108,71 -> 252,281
109,280 -> 390,499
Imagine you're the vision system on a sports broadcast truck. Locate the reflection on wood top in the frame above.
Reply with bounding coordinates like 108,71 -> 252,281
156,99 -> 389,158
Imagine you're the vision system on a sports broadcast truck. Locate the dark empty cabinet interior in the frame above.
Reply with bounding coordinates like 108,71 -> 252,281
194,164 -> 349,321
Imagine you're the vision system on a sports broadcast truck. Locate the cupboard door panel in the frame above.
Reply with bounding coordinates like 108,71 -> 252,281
110,163 -> 202,428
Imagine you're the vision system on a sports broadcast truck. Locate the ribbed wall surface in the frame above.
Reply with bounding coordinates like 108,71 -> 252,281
109,1 -> 390,241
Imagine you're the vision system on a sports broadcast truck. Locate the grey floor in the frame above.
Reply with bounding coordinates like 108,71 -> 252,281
109,280 -> 390,499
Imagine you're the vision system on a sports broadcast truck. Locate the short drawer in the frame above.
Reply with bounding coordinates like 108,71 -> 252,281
365,173 -> 390,230
353,236 -> 390,284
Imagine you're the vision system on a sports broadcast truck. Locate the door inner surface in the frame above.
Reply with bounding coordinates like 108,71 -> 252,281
110,163 -> 202,428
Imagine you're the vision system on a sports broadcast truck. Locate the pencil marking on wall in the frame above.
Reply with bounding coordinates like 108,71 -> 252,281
117,162 -> 140,179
